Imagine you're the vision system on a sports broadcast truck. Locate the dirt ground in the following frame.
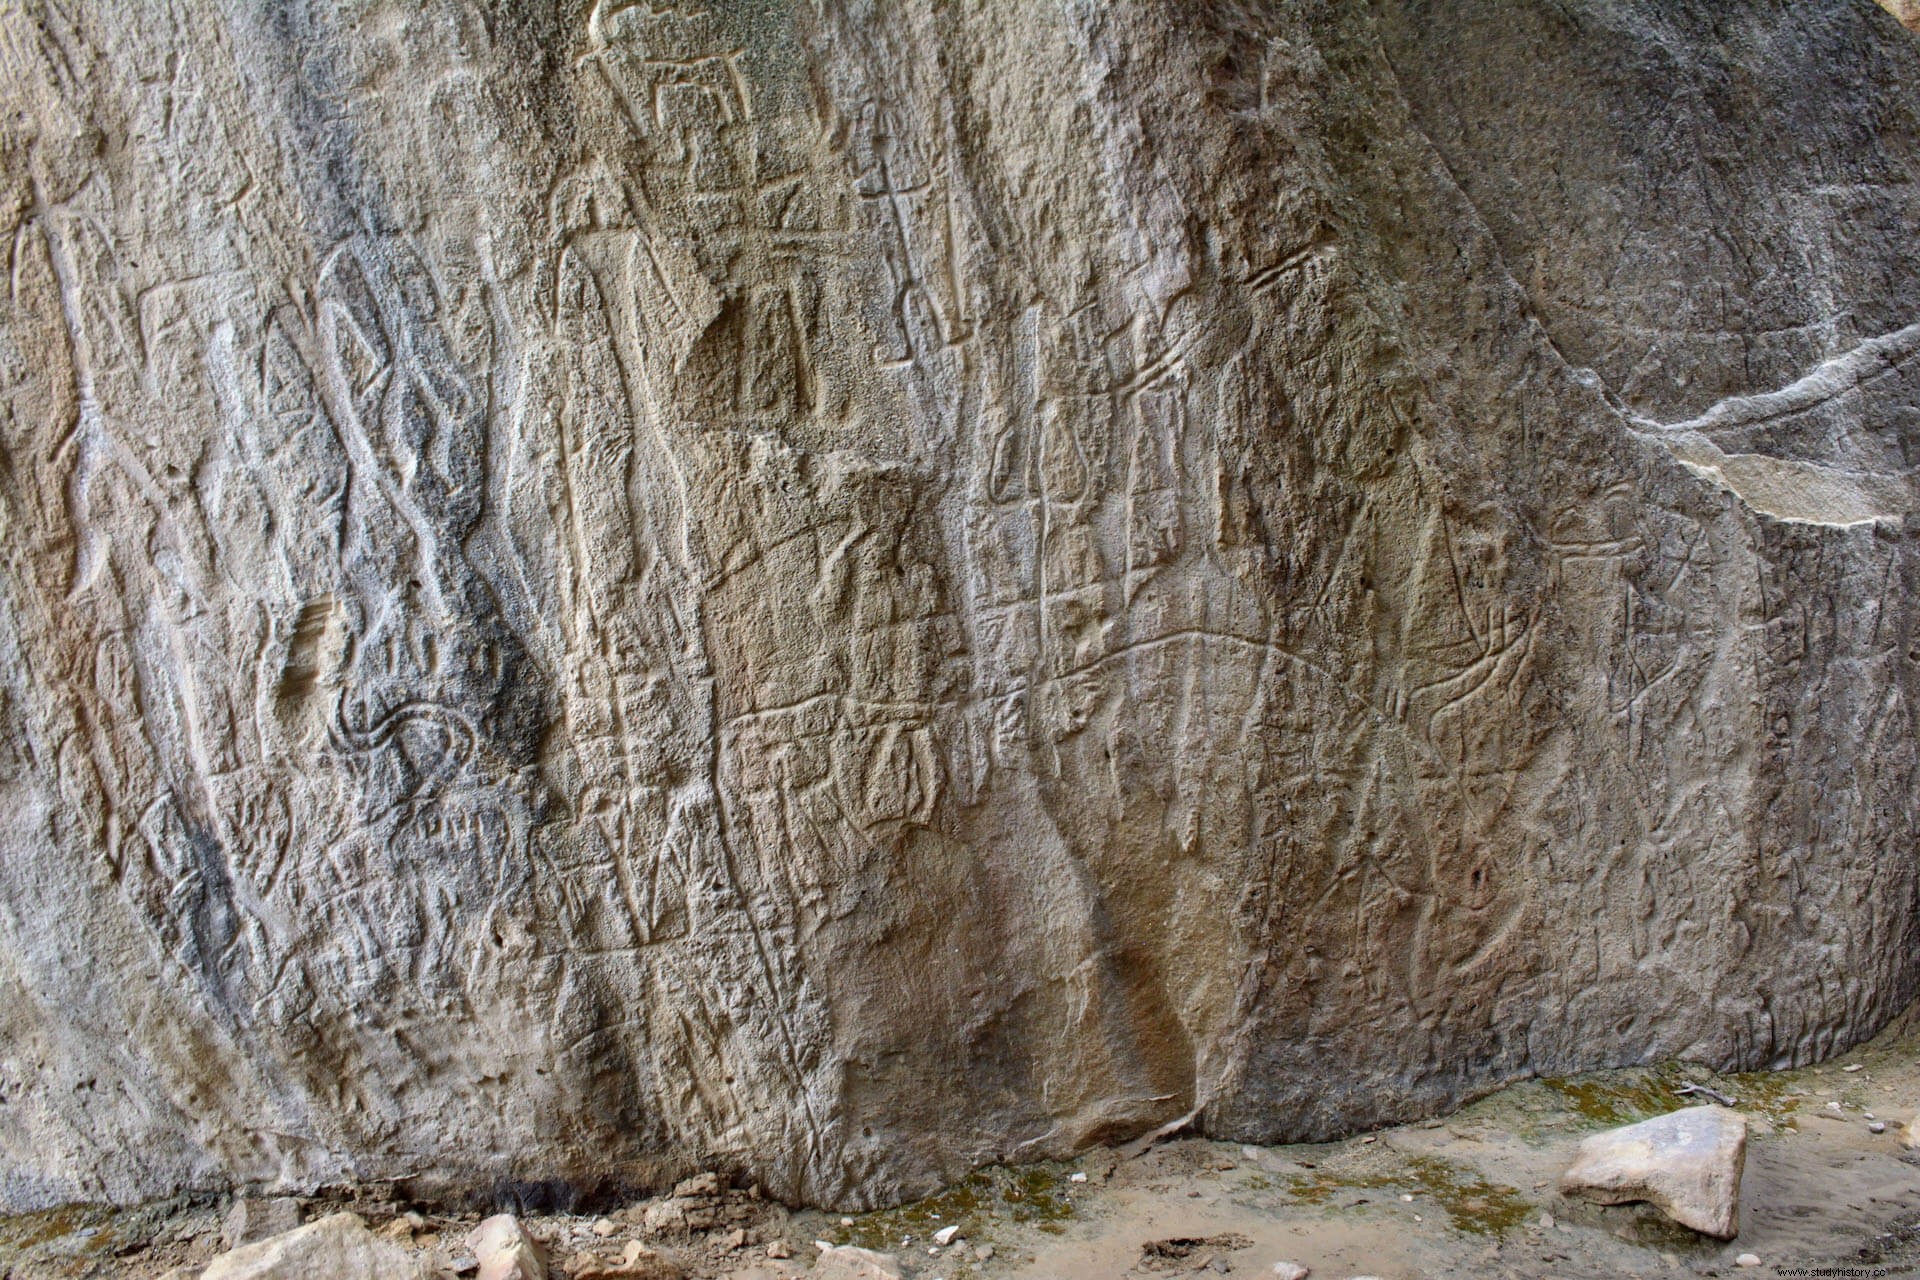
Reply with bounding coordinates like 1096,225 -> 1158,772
6,1011 -> 1920,1280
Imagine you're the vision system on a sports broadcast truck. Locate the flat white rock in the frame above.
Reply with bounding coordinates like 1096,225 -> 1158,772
1559,1105 -> 1747,1239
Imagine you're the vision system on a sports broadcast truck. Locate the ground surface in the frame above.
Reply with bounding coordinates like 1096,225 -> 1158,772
6,1013 -> 1920,1279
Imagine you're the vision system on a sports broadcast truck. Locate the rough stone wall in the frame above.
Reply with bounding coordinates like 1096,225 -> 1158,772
0,0 -> 1916,1213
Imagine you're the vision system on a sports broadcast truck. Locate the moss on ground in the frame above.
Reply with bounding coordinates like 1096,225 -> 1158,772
823,1161 -> 1080,1275
1277,1154 -> 1532,1237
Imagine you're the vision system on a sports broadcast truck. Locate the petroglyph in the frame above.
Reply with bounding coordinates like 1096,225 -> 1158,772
0,0 -> 1916,1219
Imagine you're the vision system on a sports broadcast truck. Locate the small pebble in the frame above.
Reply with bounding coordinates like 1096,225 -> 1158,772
1843,1064 -> 1864,1073
933,1225 -> 961,1246
1399,1194 -> 1414,1202
1537,1213 -> 1555,1230
840,1217 -> 854,1227
1070,1172 -> 1088,1183
1736,1253 -> 1761,1267
591,1218 -> 618,1238
973,1244 -> 995,1261
1869,1120 -> 1888,1134
766,1241 -> 792,1259
1270,1264 -> 1310,1280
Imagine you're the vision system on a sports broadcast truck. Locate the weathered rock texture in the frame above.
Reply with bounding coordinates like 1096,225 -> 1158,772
1560,1104 -> 1748,1238
0,0 -> 1917,1214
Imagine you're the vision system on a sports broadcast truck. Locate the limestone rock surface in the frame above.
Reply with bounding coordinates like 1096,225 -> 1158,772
1559,1105 -> 1748,1238
0,0 -> 1918,1213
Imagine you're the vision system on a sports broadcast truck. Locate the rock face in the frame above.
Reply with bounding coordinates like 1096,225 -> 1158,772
0,0 -> 1918,1214
1560,1105 -> 1748,1238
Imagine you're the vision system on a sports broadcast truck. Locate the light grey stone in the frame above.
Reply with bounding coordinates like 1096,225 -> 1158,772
1560,1105 -> 1748,1239
199,1212 -> 430,1280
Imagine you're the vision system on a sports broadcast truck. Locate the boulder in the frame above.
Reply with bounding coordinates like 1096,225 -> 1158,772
198,1212 -> 431,1280
468,1213 -> 548,1280
1559,1105 -> 1748,1238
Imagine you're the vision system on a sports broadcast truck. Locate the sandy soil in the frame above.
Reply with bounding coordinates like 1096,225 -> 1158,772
6,1012 -> 1920,1279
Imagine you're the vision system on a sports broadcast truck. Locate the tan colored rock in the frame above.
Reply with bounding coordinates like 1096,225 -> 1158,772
570,1243 -> 686,1280
810,1245 -> 904,1280
1560,1106 -> 1748,1239
642,1197 -> 703,1235
198,1212 -> 431,1280
379,1211 -> 426,1241
1876,0 -> 1920,33
469,1213 -> 548,1280
673,1172 -> 723,1198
